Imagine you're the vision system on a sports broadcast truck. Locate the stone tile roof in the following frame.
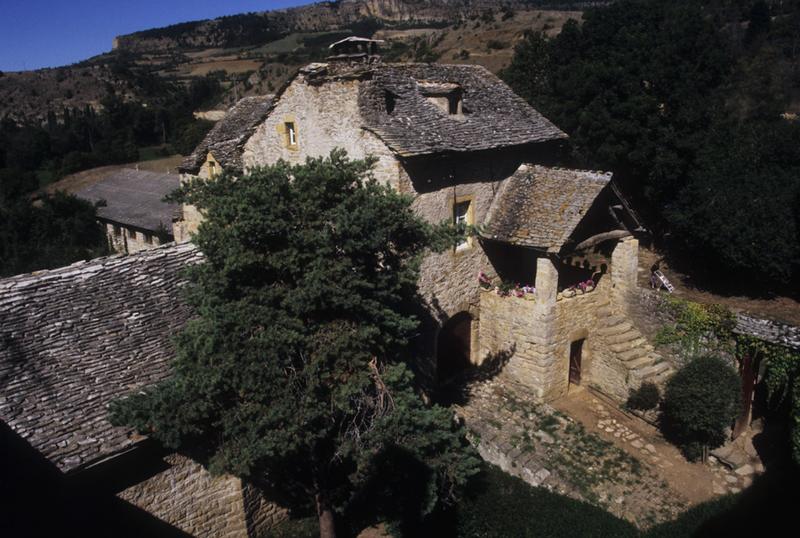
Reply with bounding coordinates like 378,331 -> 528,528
482,164 -> 611,250
358,63 -> 567,157
75,169 -> 180,233
0,242 -> 201,473
180,95 -> 274,175
735,314 -> 800,350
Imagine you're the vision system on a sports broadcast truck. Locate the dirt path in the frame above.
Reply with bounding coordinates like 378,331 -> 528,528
638,246 -> 800,326
553,389 -> 758,503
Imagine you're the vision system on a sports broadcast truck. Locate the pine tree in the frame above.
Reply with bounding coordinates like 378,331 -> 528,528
110,150 -> 479,537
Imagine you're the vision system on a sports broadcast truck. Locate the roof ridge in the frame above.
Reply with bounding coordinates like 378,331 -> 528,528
0,242 -> 199,287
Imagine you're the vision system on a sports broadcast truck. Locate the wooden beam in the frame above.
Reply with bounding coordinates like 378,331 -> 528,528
570,230 -> 631,252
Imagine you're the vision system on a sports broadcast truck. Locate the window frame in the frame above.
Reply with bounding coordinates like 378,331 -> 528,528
452,195 -> 475,251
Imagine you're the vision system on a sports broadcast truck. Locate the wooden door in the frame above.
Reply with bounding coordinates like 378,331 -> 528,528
569,339 -> 584,385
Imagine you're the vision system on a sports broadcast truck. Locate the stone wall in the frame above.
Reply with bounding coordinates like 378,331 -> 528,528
104,222 -> 165,254
243,74 -> 401,189
553,278 -> 613,398
118,453 -> 284,537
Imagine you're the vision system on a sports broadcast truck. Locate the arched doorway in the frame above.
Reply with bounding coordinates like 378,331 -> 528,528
437,312 -> 472,384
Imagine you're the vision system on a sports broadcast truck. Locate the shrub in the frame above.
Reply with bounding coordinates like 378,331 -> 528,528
661,356 -> 741,461
627,382 -> 661,411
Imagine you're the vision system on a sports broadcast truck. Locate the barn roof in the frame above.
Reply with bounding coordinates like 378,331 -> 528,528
358,63 -> 567,157
0,242 -> 200,473
179,95 -> 274,175
75,169 -> 180,233
482,165 -> 611,250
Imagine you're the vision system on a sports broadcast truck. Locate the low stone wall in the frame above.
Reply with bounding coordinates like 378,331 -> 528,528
118,453 -> 285,537
478,289 -> 560,400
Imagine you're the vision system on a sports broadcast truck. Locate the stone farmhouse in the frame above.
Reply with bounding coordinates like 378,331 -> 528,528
75,168 -> 180,254
176,39 -> 669,401
0,39 -> 680,536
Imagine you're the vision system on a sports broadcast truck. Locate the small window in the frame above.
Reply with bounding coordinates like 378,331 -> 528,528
208,160 -> 217,178
144,233 -> 153,245
128,229 -> 137,241
113,225 -> 121,237
454,199 -> 472,250
285,122 -> 297,146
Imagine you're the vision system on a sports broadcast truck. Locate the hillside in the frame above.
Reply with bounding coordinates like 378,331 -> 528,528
0,0 -> 589,122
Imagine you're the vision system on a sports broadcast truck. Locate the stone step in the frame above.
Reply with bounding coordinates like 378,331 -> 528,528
606,329 -> 643,345
605,315 -> 626,326
624,355 -> 656,370
618,347 -> 648,362
598,322 -> 632,336
650,367 -> 675,385
633,361 -> 672,380
596,305 -> 614,317
609,337 -> 647,353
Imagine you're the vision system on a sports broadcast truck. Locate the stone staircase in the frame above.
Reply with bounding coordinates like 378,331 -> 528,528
597,305 -> 674,389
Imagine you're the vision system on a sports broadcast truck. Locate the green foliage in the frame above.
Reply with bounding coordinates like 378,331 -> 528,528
626,382 -> 661,411
739,335 -> 800,465
416,464 -> 638,537
0,191 -> 108,277
654,295 -> 736,359
661,356 -> 741,460
109,151 -> 479,533
501,0 -> 800,289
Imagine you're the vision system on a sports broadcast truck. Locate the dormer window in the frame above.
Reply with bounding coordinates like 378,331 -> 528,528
418,81 -> 464,117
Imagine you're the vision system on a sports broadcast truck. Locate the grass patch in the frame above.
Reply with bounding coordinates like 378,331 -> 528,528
416,463 -> 638,537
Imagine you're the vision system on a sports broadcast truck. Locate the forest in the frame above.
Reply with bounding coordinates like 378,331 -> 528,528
0,57 -> 220,277
503,0 -> 800,293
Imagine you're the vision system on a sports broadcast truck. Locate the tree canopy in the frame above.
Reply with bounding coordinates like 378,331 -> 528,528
502,0 -> 800,289
109,151 -> 479,537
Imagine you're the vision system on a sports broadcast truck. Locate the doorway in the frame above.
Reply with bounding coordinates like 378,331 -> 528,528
437,312 -> 472,384
569,338 -> 584,386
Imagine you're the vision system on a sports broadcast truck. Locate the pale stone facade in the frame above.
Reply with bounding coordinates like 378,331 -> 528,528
477,238 -> 672,401
243,74 -> 401,188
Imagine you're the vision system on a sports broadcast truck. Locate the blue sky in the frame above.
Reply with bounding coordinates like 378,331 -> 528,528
1,0 -> 314,72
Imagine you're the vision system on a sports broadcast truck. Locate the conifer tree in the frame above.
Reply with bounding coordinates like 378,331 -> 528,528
110,151 -> 479,537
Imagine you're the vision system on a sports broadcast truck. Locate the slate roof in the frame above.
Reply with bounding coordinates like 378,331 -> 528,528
358,63 -> 567,157
75,169 -> 180,233
482,164 -> 612,251
0,242 -> 201,473
180,95 -> 274,175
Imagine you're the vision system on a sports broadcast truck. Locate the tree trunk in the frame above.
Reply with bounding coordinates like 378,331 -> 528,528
316,494 -> 336,538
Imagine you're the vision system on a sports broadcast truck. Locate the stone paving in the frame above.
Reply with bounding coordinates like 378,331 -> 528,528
583,398 -> 757,496
453,377 -> 688,529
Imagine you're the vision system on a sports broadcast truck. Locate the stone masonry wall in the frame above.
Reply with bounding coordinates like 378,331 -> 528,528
243,74 -> 401,189
118,453 -> 284,537
105,222 -> 164,254
553,277 -> 613,398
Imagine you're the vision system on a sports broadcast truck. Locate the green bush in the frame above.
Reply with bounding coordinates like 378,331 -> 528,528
661,356 -> 741,460
627,382 -> 661,411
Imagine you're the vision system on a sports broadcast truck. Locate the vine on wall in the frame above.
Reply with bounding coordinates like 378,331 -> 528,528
654,295 -> 800,465
654,295 -> 737,363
